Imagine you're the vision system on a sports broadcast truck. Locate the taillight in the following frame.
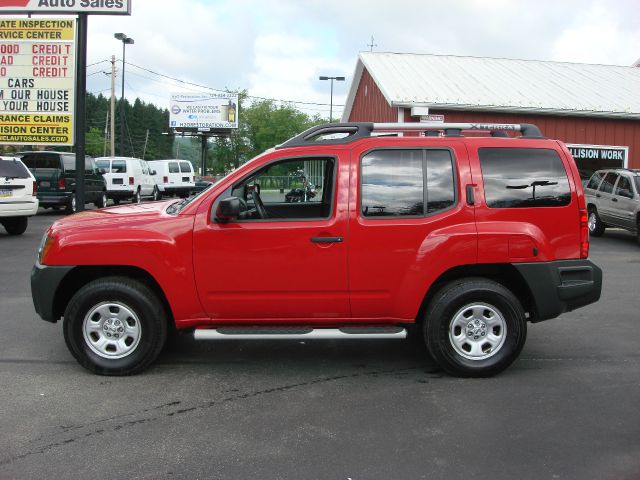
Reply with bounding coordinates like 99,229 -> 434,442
32,181 -> 36,196
129,177 -> 134,185
57,178 -> 65,189
163,176 -> 168,184
579,208 -> 589,259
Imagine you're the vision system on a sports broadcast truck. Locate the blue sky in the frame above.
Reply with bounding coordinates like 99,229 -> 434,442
84,0 -> 640,119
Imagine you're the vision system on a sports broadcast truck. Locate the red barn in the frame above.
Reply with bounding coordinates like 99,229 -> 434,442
342,52 -> 640,180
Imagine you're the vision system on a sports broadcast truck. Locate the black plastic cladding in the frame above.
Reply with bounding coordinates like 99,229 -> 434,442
277,122 -> 544,149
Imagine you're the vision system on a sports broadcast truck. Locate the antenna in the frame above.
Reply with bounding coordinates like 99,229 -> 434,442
367,35 -> 377,52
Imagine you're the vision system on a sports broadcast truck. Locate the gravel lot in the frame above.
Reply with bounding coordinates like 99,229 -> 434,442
1,209 -> 639,480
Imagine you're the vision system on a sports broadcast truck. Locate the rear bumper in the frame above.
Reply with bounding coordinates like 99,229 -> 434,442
513,259 -> 603,322
37,192 -> 70,206
31,262 -> 73,323
0,199 -> 39,216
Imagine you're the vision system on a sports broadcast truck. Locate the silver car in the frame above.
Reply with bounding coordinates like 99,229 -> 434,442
584,168 -> 640,245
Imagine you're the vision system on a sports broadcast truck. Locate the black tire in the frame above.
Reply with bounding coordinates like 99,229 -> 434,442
133,189 -> 141,204
424,278 -> 527,378
636,220 -> 640,247
152,186 -> 161,201
63,277 -> 168,375
66,193 -> 77,214
2,217 -> 28,235
588,207 -> 605,237
95,191 -> 108,208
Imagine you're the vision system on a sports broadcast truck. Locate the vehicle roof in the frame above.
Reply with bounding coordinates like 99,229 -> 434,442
593,168 -> 640,176
95,156 -> 143,161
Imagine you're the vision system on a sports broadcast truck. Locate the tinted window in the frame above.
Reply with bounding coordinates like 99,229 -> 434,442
180,161 -> 192,173
599,173 -> 618,194
168,162 -> 179,173
479,148 -> 571,208
96,160 -> 110,172
0,158 -> 30,178
426,150 -> 455,214
112,160 -> 126,173
586,171 -> 604,190
361,150 -> 423,217
20,153 -> 61,170
615,176 -> 633,198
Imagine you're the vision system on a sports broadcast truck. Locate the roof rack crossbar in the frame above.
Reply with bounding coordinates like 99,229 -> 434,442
277,121 -> 544,149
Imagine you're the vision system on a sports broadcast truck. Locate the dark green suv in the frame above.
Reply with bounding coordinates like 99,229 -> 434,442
18,152 -> 108,213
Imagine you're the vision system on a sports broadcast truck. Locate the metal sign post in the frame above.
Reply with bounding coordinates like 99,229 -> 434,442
74,13 -> 87,211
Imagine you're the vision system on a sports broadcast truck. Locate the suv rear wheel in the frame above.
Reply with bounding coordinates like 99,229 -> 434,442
66,193 -> 77,214
133,188 -> 141,204
63,277 -> 168,375
2,217 -> 28,235
424,278 -> 527,377
96,191 -> 108,208
588,207 -> 605,237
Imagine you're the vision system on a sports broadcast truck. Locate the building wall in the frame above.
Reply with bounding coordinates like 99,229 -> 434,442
349,68 -> 398,123
425,110 -> 639,169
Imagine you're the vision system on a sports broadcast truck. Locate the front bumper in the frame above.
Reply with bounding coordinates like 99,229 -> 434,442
31,262 -> 73,323
513,259 -> 603,322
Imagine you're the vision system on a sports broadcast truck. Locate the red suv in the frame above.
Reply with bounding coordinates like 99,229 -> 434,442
31,122 -> 602,377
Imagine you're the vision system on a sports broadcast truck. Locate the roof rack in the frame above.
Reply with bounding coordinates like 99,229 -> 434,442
277,122 -> 544,149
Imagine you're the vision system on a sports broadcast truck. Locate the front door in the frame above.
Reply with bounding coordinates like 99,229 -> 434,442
192,153 -> 350,322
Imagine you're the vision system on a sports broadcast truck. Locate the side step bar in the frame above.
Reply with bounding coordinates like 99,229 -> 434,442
193,327 -> 407,341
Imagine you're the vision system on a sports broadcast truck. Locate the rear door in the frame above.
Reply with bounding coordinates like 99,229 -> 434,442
179,161 -> 195,190
348,139 -> 475,320
597,172 -> 619,225
20,153 -> 62,194
0,158 -> 33,205
612,175 -> 636,229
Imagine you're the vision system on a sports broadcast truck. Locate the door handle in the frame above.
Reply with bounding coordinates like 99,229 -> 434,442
612,198 -> 618,202
310,237 -> 343,244
465,185 -> 475,206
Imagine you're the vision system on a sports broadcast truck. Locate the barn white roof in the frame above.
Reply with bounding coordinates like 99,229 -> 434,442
342,52 -> 640,121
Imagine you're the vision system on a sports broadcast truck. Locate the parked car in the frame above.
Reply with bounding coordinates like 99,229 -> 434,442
0,156 -> 38,235
147,159 -> 195,198
584,168 -> 640,245
19,151 -> 107,213
31,122 -> 602,377
95,157 -> 160,204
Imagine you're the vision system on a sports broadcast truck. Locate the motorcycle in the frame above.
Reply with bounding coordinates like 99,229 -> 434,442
285,177 -> 317,203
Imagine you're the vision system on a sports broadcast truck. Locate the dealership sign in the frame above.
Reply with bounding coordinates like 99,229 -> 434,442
0,18 -> 75,145
170,93 -> 238,131
566,144 -> 628,167
0,0 -> 131,14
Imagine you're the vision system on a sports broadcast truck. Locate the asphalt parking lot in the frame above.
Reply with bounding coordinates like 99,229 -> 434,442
1,209 -> 639,480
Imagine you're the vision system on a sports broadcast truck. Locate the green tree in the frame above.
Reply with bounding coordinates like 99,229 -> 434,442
85,127 -> 106,157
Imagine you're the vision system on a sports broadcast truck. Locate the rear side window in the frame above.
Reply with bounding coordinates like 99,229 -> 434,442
0,158 -> 30,178
361,149 -> 456,217
586,172 -> 604,190
479,148 -> 571,208
20,153 -> 61,170
599,173 -> 618,194
168,162 -> 179,173
96,160 -> 110,172
62,155 -> 76,172
179,161 -> 192,173
615,176 -> 633,198
112,160 -> 126,173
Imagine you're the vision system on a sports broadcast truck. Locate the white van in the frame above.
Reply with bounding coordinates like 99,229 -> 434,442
147,159 -> 195,198
0,156 -> 38,235
95,157 -> 160,204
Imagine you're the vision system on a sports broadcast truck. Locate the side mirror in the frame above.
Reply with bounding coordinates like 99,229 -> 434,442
150,170 -> 156,176
98,168 -> 107,174
215,196 -> 241,223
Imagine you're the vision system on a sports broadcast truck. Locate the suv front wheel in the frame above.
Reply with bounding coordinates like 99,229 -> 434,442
63,277 -> 168,375
424,278 -> 527,377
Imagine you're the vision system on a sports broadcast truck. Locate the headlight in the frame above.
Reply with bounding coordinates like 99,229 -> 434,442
38,232 -> 54,265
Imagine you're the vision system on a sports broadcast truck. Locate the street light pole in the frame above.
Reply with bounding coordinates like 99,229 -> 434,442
114,33 -> 134,157
319,75 -> 345,122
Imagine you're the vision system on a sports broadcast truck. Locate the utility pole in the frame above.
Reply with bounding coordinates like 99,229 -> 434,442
142,129 -> 149,159
110,55 -> 116,157
103,110 -> 109,156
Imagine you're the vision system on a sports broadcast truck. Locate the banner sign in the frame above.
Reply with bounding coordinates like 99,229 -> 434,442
0,18 -> 75,145
566,144 -> 628,167
0,0 -> 131,15
170,93 -> 239,131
